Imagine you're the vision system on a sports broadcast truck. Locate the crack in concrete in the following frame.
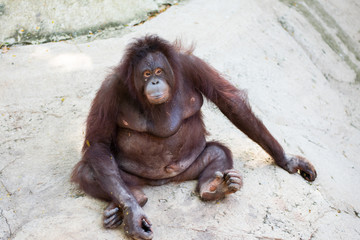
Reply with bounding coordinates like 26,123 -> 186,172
0,159 -> 16,175
0,137 -> 32,147
0,209 -> 12,238
309,227 -> 319,240
167,224 -> 286,239
0,179 -> 12,196
315,183 -> 360,219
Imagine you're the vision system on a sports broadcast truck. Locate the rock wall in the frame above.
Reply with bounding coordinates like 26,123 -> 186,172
0,0 -> 176,44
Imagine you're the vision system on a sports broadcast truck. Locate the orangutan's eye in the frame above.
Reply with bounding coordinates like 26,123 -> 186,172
155,68 -> 162,75
143,70 -> 151,78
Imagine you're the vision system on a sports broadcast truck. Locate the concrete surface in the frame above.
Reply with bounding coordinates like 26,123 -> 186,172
0,0 -> 176,44
1,0 -> 360,239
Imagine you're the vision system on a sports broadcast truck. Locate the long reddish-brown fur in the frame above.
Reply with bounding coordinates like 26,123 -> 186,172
71,35 -> 316,239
